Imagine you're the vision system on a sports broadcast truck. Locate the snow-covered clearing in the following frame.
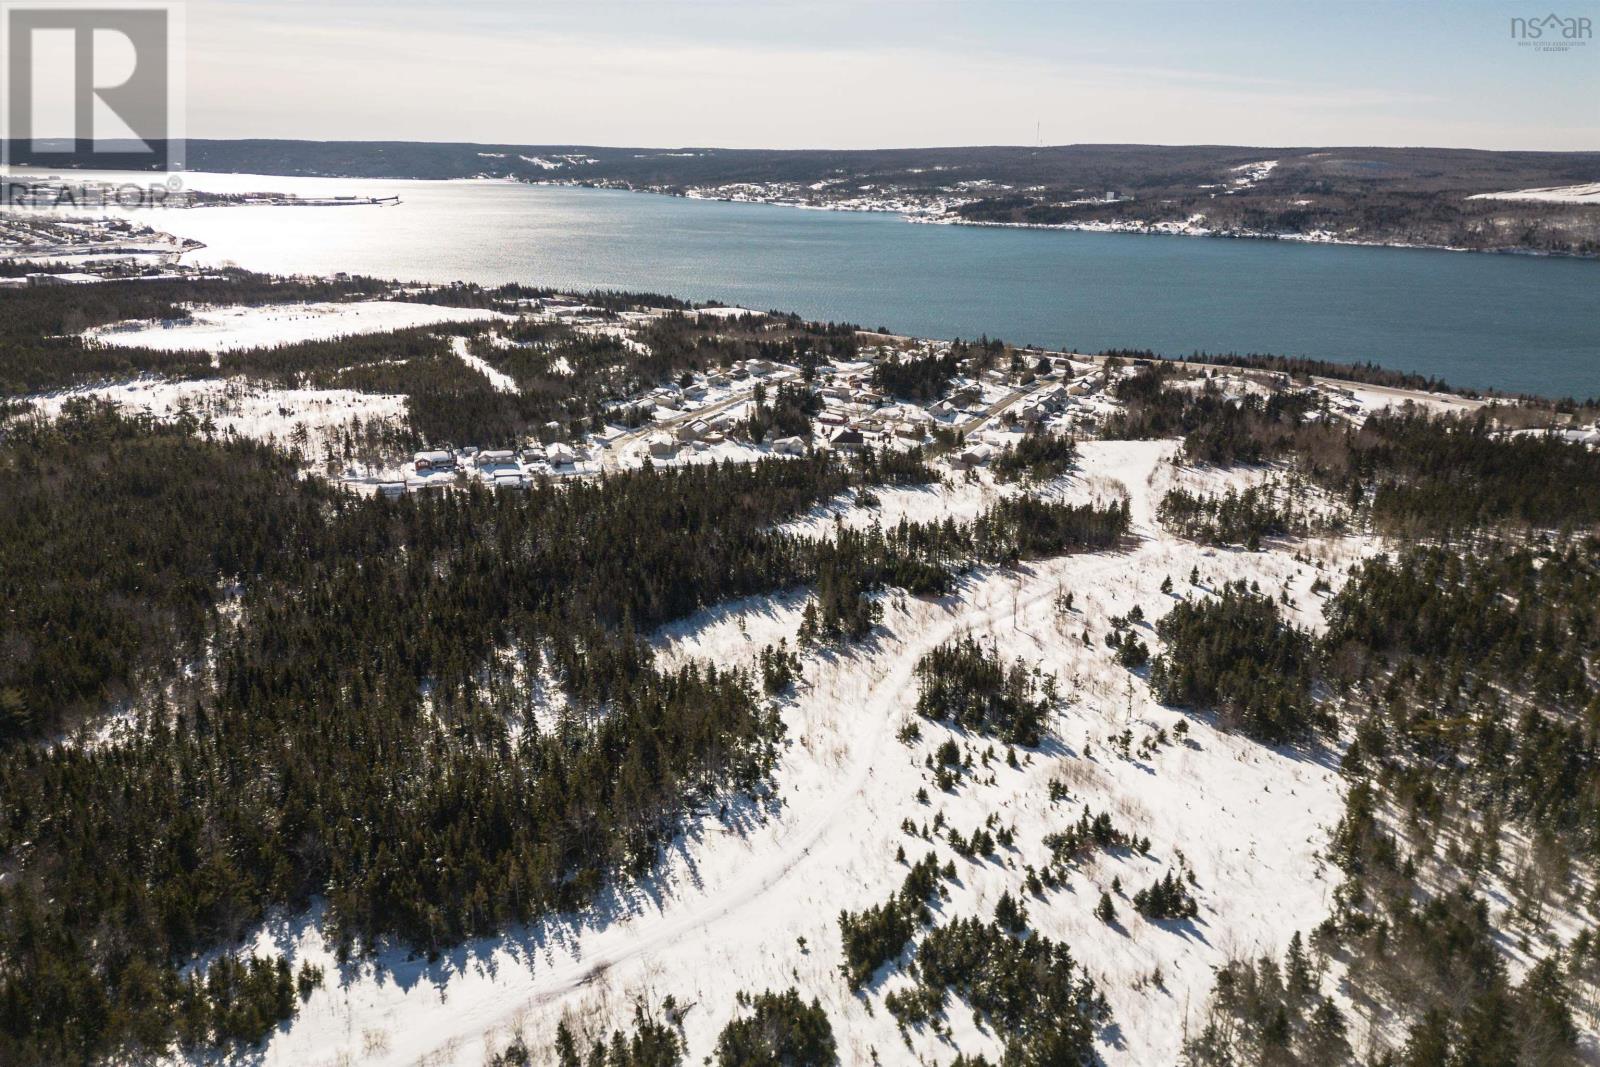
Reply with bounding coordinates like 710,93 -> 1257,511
29,377 -> 408,458
1229,160 -> 1278,190
1469,182 -> 1600,204
694,306 -> 758,320
1328,379 -> 1488,418
450,335 -> 520,393
207,439 -> 1363,1067
86,300 -> 506,354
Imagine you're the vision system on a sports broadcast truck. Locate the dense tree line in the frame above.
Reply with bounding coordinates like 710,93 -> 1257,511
1342,412 -> 1600,536
0,414 -> 897,1062
1131,870 -> 1198,921
975,496 -> 1131,562
1325,545 -> 1598,720
0,401 -> 341,741
1104,366 -> 1600,536
1150,582 -> 1325,744
1156,483 -> 1308,548
1042,807 -> 1145,879
1320,786 -> 1583,1067
743,381 -> 821,442
992,430 -> 1078,483
492,982 -> 839,1067
218,326 -> 448,384
543,1005 -> 686,1067
852,444 -> 940,487
1184,934 -> 1353,1067
1109,367 -> 1326,466
872,343 -> 975,402
500,984 -> 833,1067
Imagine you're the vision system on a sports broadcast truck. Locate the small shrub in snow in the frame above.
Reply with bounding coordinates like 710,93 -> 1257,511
1132,870 -> 1199,921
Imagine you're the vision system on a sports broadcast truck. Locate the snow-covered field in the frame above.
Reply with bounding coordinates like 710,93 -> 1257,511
203,441 -> 1366,1067
1469,182 -> 1600,205
86,300 -> 506,353
30,378 -> 409,462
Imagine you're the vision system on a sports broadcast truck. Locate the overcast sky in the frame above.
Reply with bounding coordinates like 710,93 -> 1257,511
172,0 -> 1598,149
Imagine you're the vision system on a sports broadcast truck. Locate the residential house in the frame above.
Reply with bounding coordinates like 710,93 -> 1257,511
475,449 -> 517,469
413,450 -> 456,472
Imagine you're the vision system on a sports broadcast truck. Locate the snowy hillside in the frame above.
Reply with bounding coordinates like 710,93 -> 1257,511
208,440 -> 1371,1067
7,273 -> 1594,1067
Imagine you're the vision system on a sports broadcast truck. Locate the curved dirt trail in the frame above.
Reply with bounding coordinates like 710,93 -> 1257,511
400,441 -> 1173,1065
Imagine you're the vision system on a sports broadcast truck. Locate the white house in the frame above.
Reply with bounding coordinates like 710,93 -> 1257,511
492,471 -> 527,491
414,450 -> 456,472
475,449 -> 517,469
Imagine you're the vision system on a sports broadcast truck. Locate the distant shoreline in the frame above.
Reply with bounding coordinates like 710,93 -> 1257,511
523,178 -> 1600,261
10,161 -> 1596,260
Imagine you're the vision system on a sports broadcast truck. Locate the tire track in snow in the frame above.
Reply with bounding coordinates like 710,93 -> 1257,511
450,335 -> 520,394
402,441 -> 1174,1065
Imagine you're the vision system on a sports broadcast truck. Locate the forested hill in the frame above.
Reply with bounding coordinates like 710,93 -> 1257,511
19,139 -> 1597,192
22,138 -> 1598,254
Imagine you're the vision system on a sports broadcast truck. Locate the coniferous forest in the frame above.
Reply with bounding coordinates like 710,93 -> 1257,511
1116,367 -> 1600,1067
0,389 -> 1125,1062
2,271 -> 1598,1065
0,405 -> 833,1061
